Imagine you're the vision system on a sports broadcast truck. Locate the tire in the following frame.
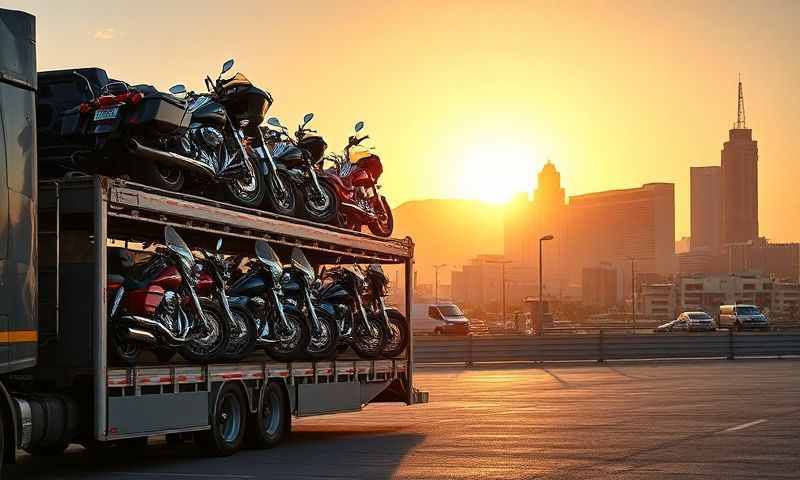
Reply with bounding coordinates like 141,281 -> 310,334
367,196 -> 393,237
218,304 -> 258,362
382,311 -> 409,359
264,308 -> 309,362
224,154 -> 266,208
246,381 -> 290,449
180,298 -> 229,364
351,315 -> 387,359
195,382 -> 246,456
109,325 -> 141,366
263,170 -> 298,217
138,160 -> 185,192
300,179 -> 339,225
304,308 -> 339,361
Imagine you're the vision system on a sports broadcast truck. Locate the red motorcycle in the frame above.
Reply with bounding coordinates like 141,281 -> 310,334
317,121 -> 393,237
106,226 -> 228,365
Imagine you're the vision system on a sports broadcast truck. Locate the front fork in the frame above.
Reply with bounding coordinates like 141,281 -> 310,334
256,129 -> 286,193
306,159 -> 325,200
215,286 -> 236,327
109,285 -> 126,319
269,289 -> 294,340
356,294 -> 379,337
304,289 -> 323,336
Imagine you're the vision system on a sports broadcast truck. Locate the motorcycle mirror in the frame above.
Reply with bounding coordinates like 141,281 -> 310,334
267,117 -> 283,128
302,113 -> 314,126
354,121 -> 364,132
221,59 -> 235,75
169,84 -> 187,95
215,238 -> 223,252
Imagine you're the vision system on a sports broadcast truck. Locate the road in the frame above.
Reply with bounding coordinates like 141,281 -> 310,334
11,359 -> 800,479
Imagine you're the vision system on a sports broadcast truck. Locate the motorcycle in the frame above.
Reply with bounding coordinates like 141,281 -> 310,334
318,121 -> 393,237
281,248 -> 339,360
196,238 -> 257,362
106,226 -> 228,365
264,114 -> 339,224
362,264 -> 408,358
66,59 -> 269,209
316,265 -> 387,359
227,240 -> 309,361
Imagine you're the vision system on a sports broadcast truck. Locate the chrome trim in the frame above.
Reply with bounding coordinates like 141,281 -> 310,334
127,139 -> 215,177
14,397 -> 33,449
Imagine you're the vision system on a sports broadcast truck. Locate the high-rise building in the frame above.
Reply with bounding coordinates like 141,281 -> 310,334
581,264 -> 619,307
503,160 -> 567,293
721,79 -> 759,244
690,166 -> 723,253
566,183 -> 676,286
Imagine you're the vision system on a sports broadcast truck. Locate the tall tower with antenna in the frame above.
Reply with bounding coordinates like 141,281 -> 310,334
721,76 -> 759,244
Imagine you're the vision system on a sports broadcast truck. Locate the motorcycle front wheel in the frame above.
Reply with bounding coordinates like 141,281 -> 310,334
381,310 -> 410,359
109,325 -> 141,366
300,179 -> 339,225
218,303 -> 258,362
224,154 -> 266,209
263,171 -> 297,217
264,309 -> 309,362
351,315 -> 387,360
367,196 -> 393,237
181,298 -> 229,364
304,308 -> 339,361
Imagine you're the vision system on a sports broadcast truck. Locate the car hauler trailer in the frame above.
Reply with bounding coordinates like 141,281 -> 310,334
0,7 -> 424,470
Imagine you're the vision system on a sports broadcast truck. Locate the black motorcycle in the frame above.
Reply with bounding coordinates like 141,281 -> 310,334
265,114 -> 339,224
316,265 -> 387,359
228,240 -> 309,361
106,226 -> 228,365
196,238 -> 257,362
362,264 -> 408,358
64,60 -> 268,208
281,248 -> 339,360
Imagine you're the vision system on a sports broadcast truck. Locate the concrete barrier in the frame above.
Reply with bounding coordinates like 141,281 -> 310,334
413,332 -> 800,364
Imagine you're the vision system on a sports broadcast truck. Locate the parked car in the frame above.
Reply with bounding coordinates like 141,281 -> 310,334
654,311 -> 716,332
410,303 -> 470,335
719,304 -> 769,331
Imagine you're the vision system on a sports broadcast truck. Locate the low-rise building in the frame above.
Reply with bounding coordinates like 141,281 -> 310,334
639,274 -> 800,320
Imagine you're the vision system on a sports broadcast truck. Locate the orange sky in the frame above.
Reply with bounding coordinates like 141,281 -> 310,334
8,0 -> 800,241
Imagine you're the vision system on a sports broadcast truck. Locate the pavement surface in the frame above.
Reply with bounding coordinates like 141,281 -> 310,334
11,359 -> 800,479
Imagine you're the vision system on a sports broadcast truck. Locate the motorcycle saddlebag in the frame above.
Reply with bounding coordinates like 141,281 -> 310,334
126,85 -> 190,133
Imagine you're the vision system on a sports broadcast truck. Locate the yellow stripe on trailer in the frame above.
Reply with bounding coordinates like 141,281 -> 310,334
0,330 -> 38,343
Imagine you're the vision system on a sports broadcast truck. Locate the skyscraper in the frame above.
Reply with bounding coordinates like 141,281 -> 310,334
721,79 -> 759,244
690,166 -> 722,253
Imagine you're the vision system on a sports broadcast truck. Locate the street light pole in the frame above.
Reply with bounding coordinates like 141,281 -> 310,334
538,235 -> 554,336
432,264 -> 447,305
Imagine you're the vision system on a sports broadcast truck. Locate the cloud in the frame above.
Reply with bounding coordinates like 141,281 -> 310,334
93,28 -> 117,40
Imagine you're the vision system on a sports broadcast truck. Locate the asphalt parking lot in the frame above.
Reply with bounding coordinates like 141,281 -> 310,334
11,359 -> 800,479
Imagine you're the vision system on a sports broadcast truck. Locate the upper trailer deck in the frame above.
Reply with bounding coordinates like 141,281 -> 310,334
39,175 -> 413,264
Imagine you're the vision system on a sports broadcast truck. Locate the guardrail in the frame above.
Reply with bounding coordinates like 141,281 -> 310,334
413,331 -> 800,365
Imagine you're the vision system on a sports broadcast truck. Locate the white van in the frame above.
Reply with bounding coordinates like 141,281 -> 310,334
410,303 -> 470,335
718,304 -> 769,331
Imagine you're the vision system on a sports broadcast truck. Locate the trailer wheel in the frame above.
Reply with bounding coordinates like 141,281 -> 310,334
196,382 -> 246,456
246,381 -> 290,449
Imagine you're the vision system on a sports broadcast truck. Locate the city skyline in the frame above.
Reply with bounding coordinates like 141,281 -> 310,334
12,0 -> 800,243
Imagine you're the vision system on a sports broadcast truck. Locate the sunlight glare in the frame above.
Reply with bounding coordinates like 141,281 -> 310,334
458,138 -> 539,204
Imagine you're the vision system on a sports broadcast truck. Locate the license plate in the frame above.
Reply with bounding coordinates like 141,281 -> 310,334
93,106 -> 119,121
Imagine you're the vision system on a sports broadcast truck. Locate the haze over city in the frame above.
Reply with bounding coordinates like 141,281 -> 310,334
11,0 -> 800,242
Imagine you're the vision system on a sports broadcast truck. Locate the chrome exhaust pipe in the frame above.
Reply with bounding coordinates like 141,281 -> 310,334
125,327 -> 158,344
127,139 -> 215,177
118,315 -> 187,344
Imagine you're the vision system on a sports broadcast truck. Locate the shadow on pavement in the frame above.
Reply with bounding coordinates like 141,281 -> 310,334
10,428 -> 425,480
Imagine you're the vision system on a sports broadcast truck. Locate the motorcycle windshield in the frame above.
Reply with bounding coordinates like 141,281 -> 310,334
368,263 -> 388,282
290,247 -> 315,282
164,226 -> 194,268
221,72 -> 253,89
255,240 -> 283,280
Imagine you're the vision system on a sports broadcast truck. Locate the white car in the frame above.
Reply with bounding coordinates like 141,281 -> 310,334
654,311 -> 716,332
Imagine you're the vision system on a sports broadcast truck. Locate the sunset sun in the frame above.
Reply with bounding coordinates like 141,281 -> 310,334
459,140 -> 539,204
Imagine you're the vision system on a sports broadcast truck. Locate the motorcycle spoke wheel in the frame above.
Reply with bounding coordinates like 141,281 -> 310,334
302,181 -> 339,224
381,312 -> 409,359
367,196 -> 393,237
224,154 -> 265,208
181,299 -> 228,363
304,309 -> 338,360
220,305 -> 257,362
351,316 -> 386,360
264,171 -> 297,216
264,310 -> 309,362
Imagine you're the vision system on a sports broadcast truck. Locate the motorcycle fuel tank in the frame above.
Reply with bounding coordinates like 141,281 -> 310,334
150,265 -> 183,291
229,272 -> 268,298
189,96 -> 226,127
